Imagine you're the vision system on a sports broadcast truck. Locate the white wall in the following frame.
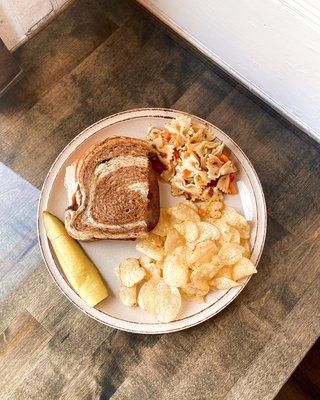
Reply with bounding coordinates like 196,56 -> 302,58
0,0 -> 72,50
138,0 -> 320,142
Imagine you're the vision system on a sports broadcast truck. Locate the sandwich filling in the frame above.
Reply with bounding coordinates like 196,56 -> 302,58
65,164 -> 81,210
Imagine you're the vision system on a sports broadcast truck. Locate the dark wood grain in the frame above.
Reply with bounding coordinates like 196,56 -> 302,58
276,339 -> 320,400
0,0 -> 319,399
0,39 -> 22,96
0,311 -> 51,394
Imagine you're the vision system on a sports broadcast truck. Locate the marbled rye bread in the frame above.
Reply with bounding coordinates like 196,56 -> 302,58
65,137 -> 160,240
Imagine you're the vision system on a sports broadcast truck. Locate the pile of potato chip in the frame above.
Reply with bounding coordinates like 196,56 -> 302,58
115,200 -> 257,323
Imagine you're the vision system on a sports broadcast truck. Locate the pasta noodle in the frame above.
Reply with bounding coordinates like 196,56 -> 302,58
148,116 -> 237,201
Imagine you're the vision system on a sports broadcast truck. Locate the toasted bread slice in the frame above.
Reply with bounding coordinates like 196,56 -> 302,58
65,137 -> 160,240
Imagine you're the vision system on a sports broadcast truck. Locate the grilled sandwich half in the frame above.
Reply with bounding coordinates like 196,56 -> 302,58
64,137 -> 160,240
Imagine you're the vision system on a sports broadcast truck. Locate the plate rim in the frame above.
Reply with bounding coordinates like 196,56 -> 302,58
37,108 -> 267,334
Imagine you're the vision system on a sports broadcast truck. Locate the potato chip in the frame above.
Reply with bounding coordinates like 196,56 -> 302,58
229,227 -> 241,244
194,222 -> 220,245
164,229 -> 185,255
180,283 -> 207,303
222,207 -> 251,239
136,234 -> 164,261
191,262 -> 221,291
191,277 -> 210,292
167,203 -> 200,222
209,211 -> 222,220
232,257 -> 257,281
218,243 -> 245,265
210,277 -> 240,290
214,219 -> 232,242
200,214 -> 215,224
156,281 -> 181,322
188,240 -> 218,266
163,247 -> 189,287
156,260 -> 164,271
139,256 -> 161,278
236,277 -> 248,285
182,199 -> 198,211
207,201 -> 223,219
138,279 -> 159,314
213,266 -> 233,280
181,293 -> 204,303
211,255 -> 223,265
174,220 -> 199,243
116,197 -> 254,321
151,208 -> 172,237
148,233 -> 164,247
119,284 -> 137,306
181,283 -> 209,296
116,258 -> 146,287
240,238 -> 251,258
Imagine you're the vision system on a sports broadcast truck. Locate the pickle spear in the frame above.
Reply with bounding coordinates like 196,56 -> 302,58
43,211 -> 108,307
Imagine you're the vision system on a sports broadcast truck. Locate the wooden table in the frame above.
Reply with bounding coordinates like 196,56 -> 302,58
0,1 -> 319,399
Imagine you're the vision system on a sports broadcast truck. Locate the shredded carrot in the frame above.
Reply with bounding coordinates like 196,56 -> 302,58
183,169 -> 191,178
229,181 -> 237,195
220,153 -> 230,163
162,130 -> 171,142
173,150 -> 180,159
197,209 -> 206,216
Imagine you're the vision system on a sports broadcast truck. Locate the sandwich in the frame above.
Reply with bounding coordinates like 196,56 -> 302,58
64,136 -> 160,240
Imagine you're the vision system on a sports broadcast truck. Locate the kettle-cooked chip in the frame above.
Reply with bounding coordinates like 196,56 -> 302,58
119,284 -> 137,307
240,238 -> 251,258
181,293 -> 204,303
148,233 -> 164,247
229,227 -> 241,244
138,279 -> 159,314
207,201 -> 223,220
164,229 -> 185,255
139,256 -> 161,278
210,276 -> 240,290
116,258 -> 146,287
156,281 -> 181,322
191,276 -> 210,292
191,261 -> 222,290
222,207 -> 251,239
174,221 -> 199,243
214,219 -> 234,242
194,222 -> 220,244
182,199 -> 198,211
213,266 -> 233,280
232,257 -> 257,281
136,234 -> 164,261
200,214 -> 216,225
218,243 -> 245,265
163,247 -> 189,287
167,203 -> 200,222
181,283 -> 209,296
116,198 -> 254,323
152,208 -> 173,237
189,240 -> 218,266
180,283 -> 208,303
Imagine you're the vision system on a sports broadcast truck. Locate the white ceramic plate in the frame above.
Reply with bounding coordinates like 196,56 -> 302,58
38,108 -> 266,334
